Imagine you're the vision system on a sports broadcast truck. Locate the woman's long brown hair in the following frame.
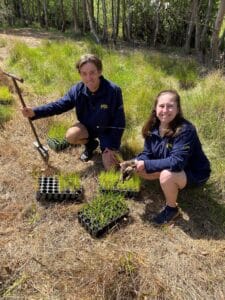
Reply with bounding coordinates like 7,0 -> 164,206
142,90 -> 184,138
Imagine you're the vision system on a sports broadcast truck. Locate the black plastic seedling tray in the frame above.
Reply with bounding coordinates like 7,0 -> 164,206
78,209 -> 129,238
36,176 -> 83,202
99,188 -> 139,198
47,137 -> 70,152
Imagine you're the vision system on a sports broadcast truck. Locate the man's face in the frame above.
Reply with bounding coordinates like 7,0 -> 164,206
79,62 -> 102,92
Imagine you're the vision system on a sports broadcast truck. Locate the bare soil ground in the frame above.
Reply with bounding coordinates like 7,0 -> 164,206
0,29 -> 225,300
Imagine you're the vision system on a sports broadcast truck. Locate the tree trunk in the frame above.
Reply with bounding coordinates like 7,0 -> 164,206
115,0 -> 120,37
111,0 -> 115,40
184,0 -> 198,54
211,0 -> 225,64
43,0 -> 48,29
96,0 -> 100,33
195,2 -> 201,58
122,0 -> 129,41
153,2 -> 161,47
59,0 -> 66,32
82,0 -> 87,33
127,0 -> 132,41
73,0 -> 81,33
111,0 -> 120,42
101,0 -> 108,42
18,0 -> 24,20
200,0 -> 213,53
85,0 -> 100,43
37,0 -> 42,26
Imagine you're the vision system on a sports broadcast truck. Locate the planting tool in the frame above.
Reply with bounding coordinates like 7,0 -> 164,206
3,71 -> 49,164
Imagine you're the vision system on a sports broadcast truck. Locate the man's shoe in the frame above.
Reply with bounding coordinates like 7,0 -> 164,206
152,205 -> 180,225
80,139 -> 99,162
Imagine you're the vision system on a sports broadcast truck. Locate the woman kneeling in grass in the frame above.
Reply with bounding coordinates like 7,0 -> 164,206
123,89 -> 211,225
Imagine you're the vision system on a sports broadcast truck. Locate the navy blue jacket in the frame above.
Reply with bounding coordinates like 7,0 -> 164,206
32,76 -> 125,150
136,120 -> 211,184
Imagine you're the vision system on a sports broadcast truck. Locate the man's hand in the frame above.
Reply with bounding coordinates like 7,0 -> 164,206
21,107 -> 35,118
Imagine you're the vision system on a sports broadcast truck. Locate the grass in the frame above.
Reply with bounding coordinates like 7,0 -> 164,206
47,121 -> 69,141
1,29 -> 225,300
0,104 -> 13,124
6,37 -> 225,198
0,86 -> 14,125
0,86 -> 13,104
0,38 -> 7,48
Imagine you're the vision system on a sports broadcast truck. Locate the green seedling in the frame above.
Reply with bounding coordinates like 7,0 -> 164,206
59,173 -> 81,192
80,193 -> 128,228
3,273 -> 28,297
119,252 -> 138,275
99,170 -> 141,192
117,174 -> 140,191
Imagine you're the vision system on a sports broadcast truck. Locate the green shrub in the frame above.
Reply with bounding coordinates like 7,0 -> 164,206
0,86 -> 14,104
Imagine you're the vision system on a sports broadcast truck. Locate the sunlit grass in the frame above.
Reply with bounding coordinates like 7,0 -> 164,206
6,37 -> 225,198
0,86 -> 14,104
0,105 -> 13,124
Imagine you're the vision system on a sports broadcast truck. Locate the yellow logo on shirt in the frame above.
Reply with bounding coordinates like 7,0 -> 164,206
166,143 -> 173,149
183,145 -> 190,150
100,104 -> 108,109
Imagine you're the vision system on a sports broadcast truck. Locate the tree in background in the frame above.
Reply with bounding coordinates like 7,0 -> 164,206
1,0 -> 225,66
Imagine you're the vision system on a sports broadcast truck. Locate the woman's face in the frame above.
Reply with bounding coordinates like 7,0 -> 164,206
156,93 -> 178,127
79,62 -> 102,92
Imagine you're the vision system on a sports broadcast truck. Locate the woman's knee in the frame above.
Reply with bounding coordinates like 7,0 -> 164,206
160,170 -> 187,189
160,170 -> 173,185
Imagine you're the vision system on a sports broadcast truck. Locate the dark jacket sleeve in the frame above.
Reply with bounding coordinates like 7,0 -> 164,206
100,87 -> 125,150
136,145 -> 153,161
143,128 -> 197,173
32,86 -> 77,120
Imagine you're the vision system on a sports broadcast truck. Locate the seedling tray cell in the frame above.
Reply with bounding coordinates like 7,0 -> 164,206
36,176 -> 83,202
47,137 -> 70,152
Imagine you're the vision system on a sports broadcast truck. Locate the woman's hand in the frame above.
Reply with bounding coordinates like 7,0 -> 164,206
21,107 -> 35,118
135,160 -> 145,172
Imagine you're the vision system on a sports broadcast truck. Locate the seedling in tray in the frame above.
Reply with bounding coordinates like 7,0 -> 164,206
98,170 -> 141,197
78,193 -> 129,237
47,122 -> 70,151
59,173 -> 82,192
36,173 -> 83,202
